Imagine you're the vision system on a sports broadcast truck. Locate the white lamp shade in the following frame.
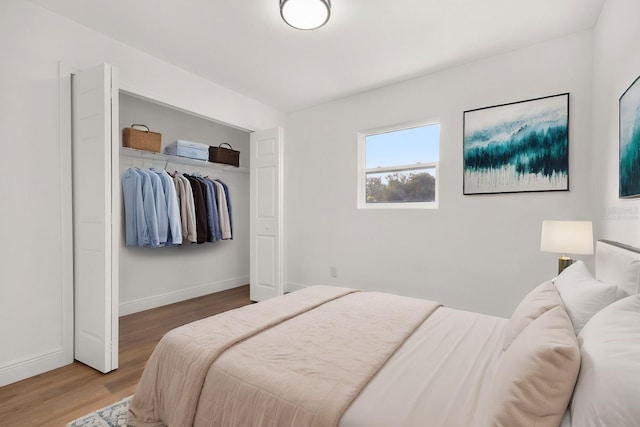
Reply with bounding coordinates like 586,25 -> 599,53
540,220 -> 594,255
280,0 -> 331,30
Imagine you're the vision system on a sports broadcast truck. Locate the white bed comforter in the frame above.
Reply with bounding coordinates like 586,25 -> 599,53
129,286 -> 443,427
341,307 -> 508,427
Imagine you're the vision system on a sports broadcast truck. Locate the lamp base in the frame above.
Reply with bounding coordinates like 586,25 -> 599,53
558,256 -> 573,274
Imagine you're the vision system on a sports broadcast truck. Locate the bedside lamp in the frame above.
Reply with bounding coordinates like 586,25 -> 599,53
540,220 -> 594,274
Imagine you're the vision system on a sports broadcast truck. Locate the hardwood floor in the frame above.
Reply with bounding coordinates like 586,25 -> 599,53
0,285 -> 251,427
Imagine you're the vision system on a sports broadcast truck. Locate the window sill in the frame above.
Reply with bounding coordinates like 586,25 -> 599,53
357,201 -> 439,210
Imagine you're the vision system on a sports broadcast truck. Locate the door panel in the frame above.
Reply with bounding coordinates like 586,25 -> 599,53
71,63 -> 119,373
257,235 -> 276,287
257,167 -> 276,217
250,128 -> 283,301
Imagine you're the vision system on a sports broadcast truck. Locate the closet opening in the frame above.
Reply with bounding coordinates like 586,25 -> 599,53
118,91 -> 252,316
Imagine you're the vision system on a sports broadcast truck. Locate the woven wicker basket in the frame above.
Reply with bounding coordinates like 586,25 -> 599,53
122,124 -> 161,153
209,143 -> 240,167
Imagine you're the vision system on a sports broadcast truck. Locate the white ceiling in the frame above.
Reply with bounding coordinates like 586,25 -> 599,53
29,0 -> 604,112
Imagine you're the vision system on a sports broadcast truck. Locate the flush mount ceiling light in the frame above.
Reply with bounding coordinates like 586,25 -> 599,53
280,0 -> 331,30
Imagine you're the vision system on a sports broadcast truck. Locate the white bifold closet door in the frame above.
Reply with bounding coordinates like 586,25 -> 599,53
250,128 -> 284,302
71,63 -> 119,373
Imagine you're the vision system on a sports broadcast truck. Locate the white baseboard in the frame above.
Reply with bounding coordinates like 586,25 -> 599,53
0,347 -> 70,387
120,276 -> 249,316
284,282 -> 308,293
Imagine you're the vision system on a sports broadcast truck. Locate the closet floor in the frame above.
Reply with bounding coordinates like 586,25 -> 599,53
0,285 -> 251,427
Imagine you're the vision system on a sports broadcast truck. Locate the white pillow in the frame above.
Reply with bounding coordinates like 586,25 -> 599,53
570,295 -> 640,426
595,241 -> 640,295
488,306 -> 580,427
553,261 -> 623,335
503,281 -> 563,351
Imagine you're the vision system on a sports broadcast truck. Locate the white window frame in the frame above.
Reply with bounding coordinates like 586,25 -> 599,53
357,119 -> 440,210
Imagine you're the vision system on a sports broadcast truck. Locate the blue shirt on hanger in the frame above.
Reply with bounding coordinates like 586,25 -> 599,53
157,170 -> 182,245
136,168 -> 160,248
122,168 -> 148,246
148,168 -> 169,246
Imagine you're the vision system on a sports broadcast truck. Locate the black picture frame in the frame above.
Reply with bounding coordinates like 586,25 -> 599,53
463,93 -> 570,195
619,75 -> 640,198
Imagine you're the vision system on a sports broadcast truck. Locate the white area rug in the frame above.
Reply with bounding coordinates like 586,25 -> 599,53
67,395 -> 132,427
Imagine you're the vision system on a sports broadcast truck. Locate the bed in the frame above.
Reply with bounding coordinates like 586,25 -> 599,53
127,240 -> 640,427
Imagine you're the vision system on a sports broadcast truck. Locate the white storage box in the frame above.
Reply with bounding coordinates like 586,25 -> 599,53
165,140 -> 209,161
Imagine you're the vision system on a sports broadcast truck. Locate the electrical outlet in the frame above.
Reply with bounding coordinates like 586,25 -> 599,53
330,266 -> 337,278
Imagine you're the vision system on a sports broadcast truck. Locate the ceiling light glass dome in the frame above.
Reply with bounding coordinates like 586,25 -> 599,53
280,0 -> 331,30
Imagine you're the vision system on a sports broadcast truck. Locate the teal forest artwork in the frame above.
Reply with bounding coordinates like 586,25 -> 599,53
463,94 -> 569,194
619,75 -> 640,198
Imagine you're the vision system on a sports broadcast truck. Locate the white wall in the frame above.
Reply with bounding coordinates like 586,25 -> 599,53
0,0 -> 284,386
592,0 -> 640,245
285,32 -> 594,317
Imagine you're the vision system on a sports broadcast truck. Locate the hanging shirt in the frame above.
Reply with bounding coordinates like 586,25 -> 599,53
216,179 -> 233,240
122,168 -> 148,246
206,178 -> 223,241
157,170 -> 182,245
173,172 -> 197,244
185,175 -> 208,244
136,169 -> 160,247
195,177 -> 219,243
212,180 -> 231,240
172,174 -> 188,243
147,169 -> 168,246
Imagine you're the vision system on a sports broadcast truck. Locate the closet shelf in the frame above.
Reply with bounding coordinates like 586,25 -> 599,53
120,147 -> 248,174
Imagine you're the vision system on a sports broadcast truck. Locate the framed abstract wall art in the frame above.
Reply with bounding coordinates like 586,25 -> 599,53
619,75 -> 640,198
463,93 -> 569,195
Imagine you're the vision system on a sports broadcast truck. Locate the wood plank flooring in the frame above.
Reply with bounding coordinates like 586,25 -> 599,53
0,285 -> 251,427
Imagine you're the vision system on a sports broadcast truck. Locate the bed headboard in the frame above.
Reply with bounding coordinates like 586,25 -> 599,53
595,240 -> 640,295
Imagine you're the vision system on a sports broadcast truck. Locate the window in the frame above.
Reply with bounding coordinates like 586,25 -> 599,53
357,121 -> 440,209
